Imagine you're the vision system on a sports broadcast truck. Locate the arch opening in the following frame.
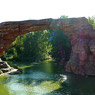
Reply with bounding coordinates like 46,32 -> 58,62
2,29 -> 71,67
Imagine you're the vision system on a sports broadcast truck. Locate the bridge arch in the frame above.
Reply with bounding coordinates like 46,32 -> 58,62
0,17 -> 95,75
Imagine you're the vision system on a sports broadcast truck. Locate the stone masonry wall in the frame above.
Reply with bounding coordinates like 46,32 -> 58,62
0,17 -> 95,75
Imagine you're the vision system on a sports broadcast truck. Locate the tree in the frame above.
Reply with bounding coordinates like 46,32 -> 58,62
50,29 -> 71,63
60,15 -> 68,19
2,30 -> 52,62
88,16 -> 95,28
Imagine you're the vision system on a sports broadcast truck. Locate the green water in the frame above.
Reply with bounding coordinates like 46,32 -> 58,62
0,61 -> 95,95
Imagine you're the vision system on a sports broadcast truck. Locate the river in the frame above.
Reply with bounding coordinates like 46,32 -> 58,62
0,61 -> 95,95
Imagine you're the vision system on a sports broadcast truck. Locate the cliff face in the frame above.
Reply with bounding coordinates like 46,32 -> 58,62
0,17 -> 95,75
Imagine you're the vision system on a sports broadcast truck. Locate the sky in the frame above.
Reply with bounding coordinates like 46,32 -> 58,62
0,0 -> 95,23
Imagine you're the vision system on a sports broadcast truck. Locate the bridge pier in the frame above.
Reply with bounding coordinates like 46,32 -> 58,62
66,31 -> 95,75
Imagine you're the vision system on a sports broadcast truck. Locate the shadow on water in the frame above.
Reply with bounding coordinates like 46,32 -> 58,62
1,61 -> 95,95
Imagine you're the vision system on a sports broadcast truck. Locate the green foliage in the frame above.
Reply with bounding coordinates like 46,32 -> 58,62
60,15 -> 68,19
50,30 -> 71,62
88,16 -> 95,28
3,30 -> 52,62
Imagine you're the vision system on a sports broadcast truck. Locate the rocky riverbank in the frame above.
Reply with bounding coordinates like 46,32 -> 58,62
0,59 -> 22,76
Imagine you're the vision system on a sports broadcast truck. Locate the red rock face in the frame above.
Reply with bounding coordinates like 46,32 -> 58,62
0,17 -> 95,75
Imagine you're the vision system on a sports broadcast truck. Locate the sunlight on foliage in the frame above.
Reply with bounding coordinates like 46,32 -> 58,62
18,62 -> 39,69
88,16 -> 95,28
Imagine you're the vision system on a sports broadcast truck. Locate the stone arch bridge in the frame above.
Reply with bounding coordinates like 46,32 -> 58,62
0,17 -> 95,75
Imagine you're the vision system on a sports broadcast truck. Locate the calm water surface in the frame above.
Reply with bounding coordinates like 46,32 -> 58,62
0,62 -> 95,95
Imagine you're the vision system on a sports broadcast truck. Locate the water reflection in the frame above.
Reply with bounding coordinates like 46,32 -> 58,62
39,61 -> 54,73
1,62 -> 95,95
0,62 -> 66,95
7,74 -> 63,95
8,81 -> 62,95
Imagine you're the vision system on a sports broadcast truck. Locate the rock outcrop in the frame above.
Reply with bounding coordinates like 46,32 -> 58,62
0,17 -> 95,75
0,59 -> 22,76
